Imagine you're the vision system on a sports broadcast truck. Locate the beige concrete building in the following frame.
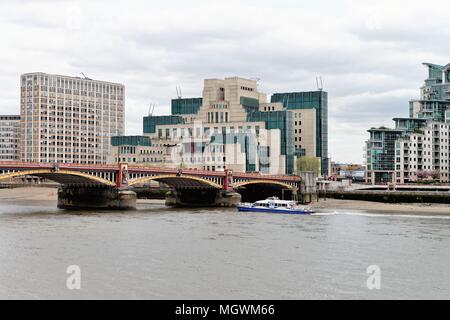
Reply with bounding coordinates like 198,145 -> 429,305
0,115 -> 20,161
259,102 -> 316,157
20,72 -> 124,164
291,109 -> 316,157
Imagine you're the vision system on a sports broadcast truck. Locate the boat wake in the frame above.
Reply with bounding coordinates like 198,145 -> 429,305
313,211 -> 450,219
311,211 -> 339,216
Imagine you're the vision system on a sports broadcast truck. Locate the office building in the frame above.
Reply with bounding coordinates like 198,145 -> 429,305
0,115 -> 20,161
20,72 -> 125,164
270,91 -> 328,175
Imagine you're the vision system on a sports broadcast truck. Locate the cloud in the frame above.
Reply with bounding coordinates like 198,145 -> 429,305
0,0 -> 449,164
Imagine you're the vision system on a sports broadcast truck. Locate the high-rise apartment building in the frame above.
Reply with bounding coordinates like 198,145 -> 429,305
394,120 -> 449,183
365,127 -> 404,184
0,115 -> 20,161
365,62 -> 450,184
109,77 -> 328,175
410,62 -> 450,121
20,73 -> 125,164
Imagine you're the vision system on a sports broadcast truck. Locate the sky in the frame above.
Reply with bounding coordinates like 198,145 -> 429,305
1,0 -> 450,164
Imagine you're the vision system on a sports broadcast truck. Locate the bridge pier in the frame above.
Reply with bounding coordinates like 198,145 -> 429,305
165,189 -> 241,207
57,187 -> 136,210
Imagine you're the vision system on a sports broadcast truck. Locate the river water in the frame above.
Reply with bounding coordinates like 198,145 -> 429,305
0,200 -> 449,299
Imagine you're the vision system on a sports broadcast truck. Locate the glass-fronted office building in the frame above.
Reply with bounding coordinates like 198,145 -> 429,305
271,91 -> 328,175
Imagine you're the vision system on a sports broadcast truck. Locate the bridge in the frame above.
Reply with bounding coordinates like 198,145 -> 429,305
0,162 -> 301,209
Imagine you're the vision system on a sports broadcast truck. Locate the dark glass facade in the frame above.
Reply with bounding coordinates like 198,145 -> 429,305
240,97 -> 260,113
143,115 -> 185,134
409,100 -> 450,122
247,110 -> 294,174
171,97 -> 203,115
365,128 -> 403,183
270,91 -> 328,175
111,135 -> 151,146
393,118 -> 427,131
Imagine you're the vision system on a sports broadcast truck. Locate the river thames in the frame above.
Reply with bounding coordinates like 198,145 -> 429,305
0,200 -> 449,299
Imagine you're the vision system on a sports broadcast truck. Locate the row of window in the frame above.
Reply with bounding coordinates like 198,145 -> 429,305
22,75 -> 124,94
207,111 -> 228,123
157,125 -> 261,138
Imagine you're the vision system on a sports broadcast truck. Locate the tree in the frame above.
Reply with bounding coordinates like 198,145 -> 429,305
296,156 -> 321,176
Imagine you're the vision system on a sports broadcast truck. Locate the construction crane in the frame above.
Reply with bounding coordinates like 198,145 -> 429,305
80,72 -> 92,80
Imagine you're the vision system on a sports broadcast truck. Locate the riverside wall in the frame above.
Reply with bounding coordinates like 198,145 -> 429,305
319,190 -> 450,204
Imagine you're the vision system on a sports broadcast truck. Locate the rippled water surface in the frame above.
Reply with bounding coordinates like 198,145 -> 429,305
0,200 -> 449,299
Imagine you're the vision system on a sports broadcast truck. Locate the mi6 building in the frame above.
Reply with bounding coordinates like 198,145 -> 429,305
110,77 -> 328,176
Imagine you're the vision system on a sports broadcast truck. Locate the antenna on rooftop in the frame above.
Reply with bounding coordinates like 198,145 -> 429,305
176,86 -> 182,99
316,76 -> 323,91
251,77 -> 261,86
148,103 -> 155,116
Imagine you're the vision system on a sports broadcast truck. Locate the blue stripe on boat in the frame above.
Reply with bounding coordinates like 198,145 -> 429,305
237,206 -> 312,215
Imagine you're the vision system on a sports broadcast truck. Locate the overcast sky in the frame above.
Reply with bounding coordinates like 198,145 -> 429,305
1,0 -> 449,164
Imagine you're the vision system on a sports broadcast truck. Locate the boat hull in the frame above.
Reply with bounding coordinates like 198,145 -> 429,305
237,206 -> 313,215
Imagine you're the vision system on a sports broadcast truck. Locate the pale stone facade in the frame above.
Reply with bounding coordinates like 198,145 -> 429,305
291,109 -> 316,157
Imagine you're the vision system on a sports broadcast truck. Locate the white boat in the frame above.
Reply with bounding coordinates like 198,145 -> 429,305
237,197 -> 314,215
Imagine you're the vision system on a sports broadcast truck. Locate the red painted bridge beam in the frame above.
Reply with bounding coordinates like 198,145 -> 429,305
117,163 -> 123,189
223,168 -> 229,190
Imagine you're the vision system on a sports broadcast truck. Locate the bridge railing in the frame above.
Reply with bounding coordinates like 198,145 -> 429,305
0,161 -> 301,182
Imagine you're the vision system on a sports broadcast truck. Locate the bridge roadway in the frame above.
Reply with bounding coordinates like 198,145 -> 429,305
0,162 -> 301,209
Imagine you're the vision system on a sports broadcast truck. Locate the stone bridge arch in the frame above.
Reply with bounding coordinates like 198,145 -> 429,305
0,169 -> 115,186
128,174 -> 223,189
232,179 -> 298,202
232,180 -> 296,190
